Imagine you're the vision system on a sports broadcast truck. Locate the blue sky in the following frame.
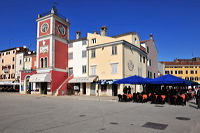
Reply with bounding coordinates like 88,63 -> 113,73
0,0 -> 200,61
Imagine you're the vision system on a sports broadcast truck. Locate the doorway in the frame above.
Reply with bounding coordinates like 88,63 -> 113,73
41,82 -> 47,94
82,83 -> 86,94
112,84 -> 118,96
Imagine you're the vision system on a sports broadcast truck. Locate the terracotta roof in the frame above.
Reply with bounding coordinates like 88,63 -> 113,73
140,46 -> 146,52
140,40 -> 150,43
162,61 -> 200,65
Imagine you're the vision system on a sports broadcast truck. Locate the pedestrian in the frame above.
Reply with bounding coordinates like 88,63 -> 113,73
197,88 -> 200,109
194,87 -> 198,105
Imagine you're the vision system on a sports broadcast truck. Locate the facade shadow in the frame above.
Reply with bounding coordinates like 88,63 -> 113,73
189,104 -> 197,109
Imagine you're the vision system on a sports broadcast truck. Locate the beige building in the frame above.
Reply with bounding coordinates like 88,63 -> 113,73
0,47 -> 30,90
87,27 -> 147,96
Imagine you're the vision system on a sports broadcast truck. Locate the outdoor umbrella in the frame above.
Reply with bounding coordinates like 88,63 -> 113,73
148,74 -> 190,85
113,75 -> 149,84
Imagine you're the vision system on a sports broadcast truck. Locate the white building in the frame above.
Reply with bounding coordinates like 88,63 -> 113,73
68,31 -> 97,95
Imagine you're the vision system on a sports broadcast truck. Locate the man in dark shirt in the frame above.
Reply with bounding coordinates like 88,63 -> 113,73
197,88 -> 200,109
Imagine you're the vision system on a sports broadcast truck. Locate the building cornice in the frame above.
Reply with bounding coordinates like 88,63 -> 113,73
86,40 -> 147,56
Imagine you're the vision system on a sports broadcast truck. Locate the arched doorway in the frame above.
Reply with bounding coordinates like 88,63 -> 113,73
25,76 -> 31,94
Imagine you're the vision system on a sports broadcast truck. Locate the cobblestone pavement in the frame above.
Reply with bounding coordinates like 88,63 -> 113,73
0,92 -> 200,133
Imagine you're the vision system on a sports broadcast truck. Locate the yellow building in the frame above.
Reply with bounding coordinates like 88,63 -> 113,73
87,27 -> 147,96
162,58 -> 200,83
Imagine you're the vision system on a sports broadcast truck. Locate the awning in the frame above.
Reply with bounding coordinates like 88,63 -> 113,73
97,80 -> 116,84
69,76 -> 97,83
0,81 -> 20,85
29,73 -> 51,82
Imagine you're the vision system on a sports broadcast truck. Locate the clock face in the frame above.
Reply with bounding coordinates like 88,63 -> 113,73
58,25 -> 65,35
41,23 -> 48,33
128,60 -> 134,71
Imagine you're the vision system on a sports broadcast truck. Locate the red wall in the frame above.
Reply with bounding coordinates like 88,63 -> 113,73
21,70 -> 37,82
51,70 -> 68,92
55,40 -> 68,69
57,74 -> 73,96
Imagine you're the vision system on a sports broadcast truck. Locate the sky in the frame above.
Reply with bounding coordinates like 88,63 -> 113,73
0,0 -> 200,61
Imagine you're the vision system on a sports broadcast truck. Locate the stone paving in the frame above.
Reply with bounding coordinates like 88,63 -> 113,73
0,92 -> 200,133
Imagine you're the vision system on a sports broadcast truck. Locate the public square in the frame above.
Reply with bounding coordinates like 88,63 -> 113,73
0,93 -> 200,133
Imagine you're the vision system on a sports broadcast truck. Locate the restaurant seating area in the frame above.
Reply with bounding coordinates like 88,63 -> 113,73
117,88 -> 195,106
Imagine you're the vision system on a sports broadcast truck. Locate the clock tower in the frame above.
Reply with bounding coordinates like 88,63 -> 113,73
29,6 -> 71,95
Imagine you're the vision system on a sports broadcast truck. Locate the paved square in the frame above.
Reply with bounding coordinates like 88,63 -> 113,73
0,93 -> 200,133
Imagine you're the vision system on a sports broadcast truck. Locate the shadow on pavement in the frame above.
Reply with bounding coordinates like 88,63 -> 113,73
188,101 -> 196,105
189,104 -> 198,109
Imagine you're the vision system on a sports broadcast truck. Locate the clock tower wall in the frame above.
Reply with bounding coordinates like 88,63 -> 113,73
38,39 -> 50,68
38,19 -> 51,37
54,40 -> 68,69
55,20 -> 69,39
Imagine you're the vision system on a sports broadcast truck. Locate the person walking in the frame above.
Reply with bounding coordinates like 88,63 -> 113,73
194,87 -> 198,105
197,88 -> 200,109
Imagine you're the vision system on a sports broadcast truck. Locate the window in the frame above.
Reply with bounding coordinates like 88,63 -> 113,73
41,58 -> 44,68
195,70 -> 198,74
171,71 -> 173,74
178,70 -> 183,74
195,77 -> 198,81
190,70 -> 194,74
140,55 -> 142,62
68,67 -> 73,76
185,77 -> 189,80
69,43 -> 73,48
165,71 -> 169,74
175,71 -> 177,74
112,45 -> 117,55
190,77 -> 194,81
20,59 -> 22,65
92,38 -> 96,44
12,65 -> 14,69
82,50 -> 86,58
2,59 -> 4,63
111,63 -> 118,74
13,57 -> 15,61
149,59 -> 152,66
68,52 -> 73,59
91,65 -> 96,75
143,56 -> 145,63
82,65 -> 86,74
45,57 -> 48,67
186,70 -> 188,74
147,46 -> 149,53
91,49 -> 96,58
82,40 -> 86,45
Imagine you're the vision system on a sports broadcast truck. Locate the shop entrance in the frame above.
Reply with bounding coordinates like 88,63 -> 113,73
112,84 -> 118,96
41,82 -> 47,94
82,83 -> 86,94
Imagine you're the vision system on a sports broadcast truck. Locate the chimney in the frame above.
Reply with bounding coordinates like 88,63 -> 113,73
76,31 -> 81,39
150,34 -> 153,40
100,26 -> 107,36
94,30 -> 98,34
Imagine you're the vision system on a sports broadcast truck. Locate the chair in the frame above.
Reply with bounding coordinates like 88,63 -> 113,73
117,94 -> 122,102
122,94 -> 128,102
